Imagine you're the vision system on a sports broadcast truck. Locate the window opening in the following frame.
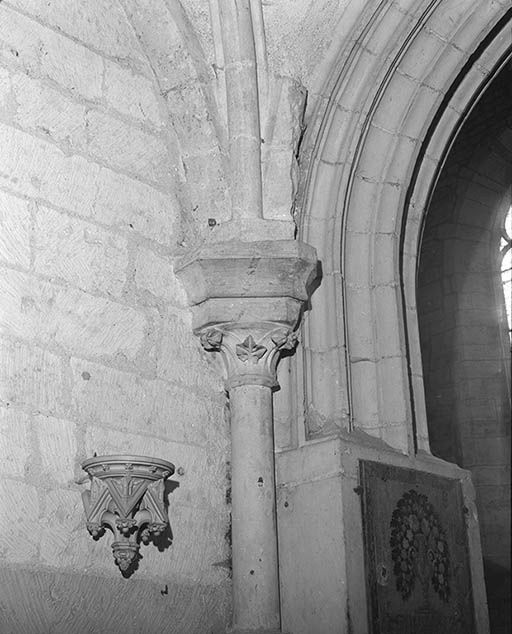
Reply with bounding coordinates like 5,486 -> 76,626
501,205 -> 512,341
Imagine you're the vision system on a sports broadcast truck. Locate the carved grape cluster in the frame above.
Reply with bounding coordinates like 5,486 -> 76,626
390,489 -> 450,602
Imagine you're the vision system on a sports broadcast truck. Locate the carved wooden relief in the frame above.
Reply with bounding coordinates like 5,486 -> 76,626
359,461 -> 475,634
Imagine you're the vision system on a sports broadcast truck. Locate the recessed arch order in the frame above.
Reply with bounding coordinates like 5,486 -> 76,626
297,0 -> 512,453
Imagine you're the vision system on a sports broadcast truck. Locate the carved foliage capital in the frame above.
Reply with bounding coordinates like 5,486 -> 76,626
199,323 -> 298,389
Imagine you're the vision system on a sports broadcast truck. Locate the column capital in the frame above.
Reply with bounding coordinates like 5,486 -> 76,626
199,322 -> 297,389
176,239 -> 318,390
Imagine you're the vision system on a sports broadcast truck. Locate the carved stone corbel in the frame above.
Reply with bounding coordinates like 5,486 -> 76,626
81,455 -> 174,577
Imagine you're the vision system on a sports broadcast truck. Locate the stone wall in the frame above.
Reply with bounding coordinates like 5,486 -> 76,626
0,0 -> 510,632
0,3 -> 231,632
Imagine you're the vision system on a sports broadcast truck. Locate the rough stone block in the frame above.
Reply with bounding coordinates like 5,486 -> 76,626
0,479 -> 39,562
39,30 -> 103,102
13,72 -> 87,149
0,407 -> 31,477
34,414 -> 77,484
0,122 -> 99,216
104,61 -> 163,127
134,247 -> 187,306
0,5 -> 103,100
0,338 -> 66,415
0,189 -> 31,268
0,268 -> 147,359
165,83 -> 217,152
38,488 -> 108,571
34,205 -> 128,297
93,167 -> 180,246
7,0 -> 148,68
0,65 -> 17,117
70,358 -> 222,447
86,111 -> 170,184
0,6 -> 41,76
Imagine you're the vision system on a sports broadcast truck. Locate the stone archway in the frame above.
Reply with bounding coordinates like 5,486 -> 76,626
297,2 -> 512,453
417,67 -> 512,633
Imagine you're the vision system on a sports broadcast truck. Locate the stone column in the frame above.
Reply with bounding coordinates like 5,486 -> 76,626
177,240 -> 317,633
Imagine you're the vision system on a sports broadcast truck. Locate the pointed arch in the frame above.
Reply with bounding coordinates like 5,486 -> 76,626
297,1 -> 512,451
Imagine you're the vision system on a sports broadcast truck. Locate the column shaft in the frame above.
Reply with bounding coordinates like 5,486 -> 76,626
230,384 -> 280,632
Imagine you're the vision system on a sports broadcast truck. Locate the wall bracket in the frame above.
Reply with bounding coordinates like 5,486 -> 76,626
81,455 -> 175,576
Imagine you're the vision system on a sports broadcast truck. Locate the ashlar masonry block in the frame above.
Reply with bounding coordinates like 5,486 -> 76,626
0,5 -> 103,100
0,122 -> 99,216
0,268 -> 148,360
34,414 -> 77,485
134,246 -> 187,306
104,61 -> 163,127
0,408 -> 31,477
6,0 -> 148,68
0,338 -> 67,415
86,110 -> 170,185
34,205 -> 128,297
70,357 -> 221,447
93,168 -> 179,246
12,72 -> 87,150
0,189 -> 31,268
0,479 -> 40,563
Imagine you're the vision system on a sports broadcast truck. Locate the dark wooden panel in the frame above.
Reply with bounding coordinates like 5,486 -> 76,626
359,461 -> 475,634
